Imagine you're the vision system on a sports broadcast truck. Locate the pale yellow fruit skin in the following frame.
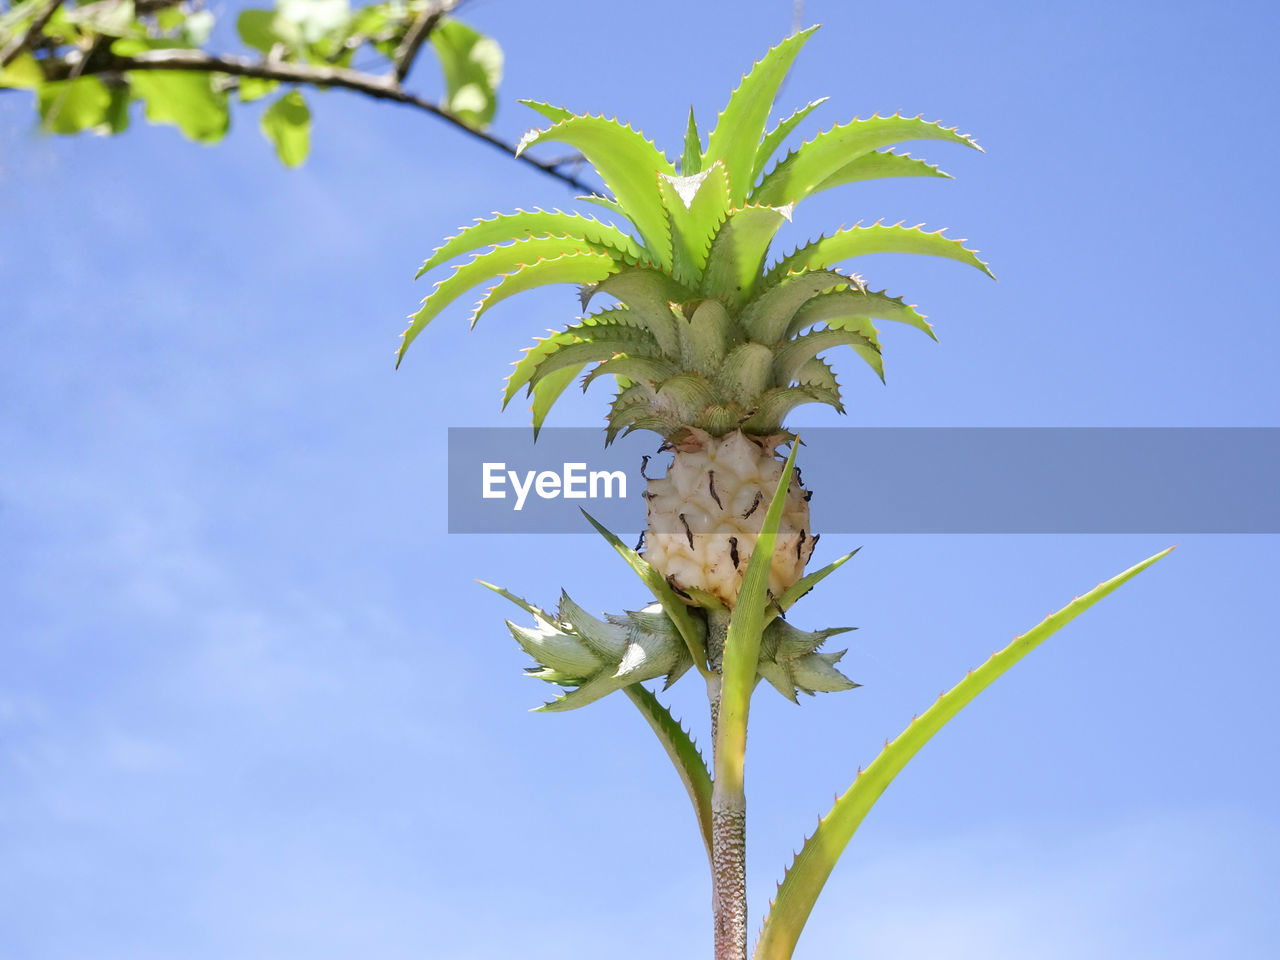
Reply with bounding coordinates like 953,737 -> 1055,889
643,430 -> 812,607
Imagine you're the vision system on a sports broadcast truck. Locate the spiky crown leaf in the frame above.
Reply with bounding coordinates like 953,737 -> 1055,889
399,25 -> 991,440
483,584 -> 857,712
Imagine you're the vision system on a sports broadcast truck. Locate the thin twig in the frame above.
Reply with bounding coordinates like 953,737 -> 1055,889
393,0 -> 460,83
38,47 -> 597,192
1,0 -> 65,68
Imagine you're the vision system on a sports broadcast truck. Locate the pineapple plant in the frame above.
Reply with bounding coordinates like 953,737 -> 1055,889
397,26 -> 1172,960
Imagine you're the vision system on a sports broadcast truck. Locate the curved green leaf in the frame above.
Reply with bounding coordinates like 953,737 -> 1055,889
740,384 -> 843,433
504,310 -> 656,408
786,288 -> 929,341
754,114 -> 980,207
237,9 -> 283,54
769,222 -> 995,281
583,354 -> 681,388
260,90 -> 310,167
716,441 -> 799,797
704,26 -> 817,204
752,98 -> 828,184
703,203 -> 794,305
1,51 -> 43,89
766,548 -> 862,626
37,76 -> 111,134
740,269 -> 861,343
418,209 -> 642,277
812,149 -> 952,192
531,365 -> 582,438
398,239 -> 618,365
581,510 -> 708,674
527,337 -> 656,389
473,252 -> 617,327
576,193 -> 630,221
583,267 -> 696,356
753,546 -> 1176,960
775,327 -> 881,385
659,161 -> 731,286
624,684 -> 714,865
128,70 -> 229,142
520,99 -> 576,125
517,114 -> 676,268
430,19 -> 503,130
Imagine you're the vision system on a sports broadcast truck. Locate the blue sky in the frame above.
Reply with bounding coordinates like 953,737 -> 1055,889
2,1 -> 1278,958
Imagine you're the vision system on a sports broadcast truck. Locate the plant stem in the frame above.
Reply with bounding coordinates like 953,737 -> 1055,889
707,610 -> 747,960
29,48 -> 595,192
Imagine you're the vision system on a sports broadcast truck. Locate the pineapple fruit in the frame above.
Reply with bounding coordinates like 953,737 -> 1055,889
643,429 -> 811,607
398,24 -> 990,699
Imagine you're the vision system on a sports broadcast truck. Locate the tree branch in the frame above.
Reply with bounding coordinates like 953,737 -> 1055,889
1,0 -> 65,69
38,47 -> 597,193
392,0 -> 460,83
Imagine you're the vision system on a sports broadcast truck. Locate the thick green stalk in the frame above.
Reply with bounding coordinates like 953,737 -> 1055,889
710,444 -> 799,960
705,610 -> 746,960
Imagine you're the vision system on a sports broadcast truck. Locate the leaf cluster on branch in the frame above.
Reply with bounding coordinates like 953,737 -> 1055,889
0,0 -> 589,186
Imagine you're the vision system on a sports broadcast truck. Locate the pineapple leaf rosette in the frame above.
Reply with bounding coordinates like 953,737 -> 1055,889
397,26 -> 1173,960
398,25 -> 993,692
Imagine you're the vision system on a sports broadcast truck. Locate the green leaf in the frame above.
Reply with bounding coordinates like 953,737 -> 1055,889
37,77 -> 111,135
659,161 -> 731,286
128,70 -> 229,142
503,310 -> 650,407
812,149 -> 952,192
739,269 -> 858,343
238,76 -> 279,103
775,327 -> 881,385
581,267 -> 696,357
398,238 -> 621,365
517,114 -> 676,269
716,441 -> 799,795
476,580 -> 554,623
623,684 -> 714,864
680,107 -> 702,176
530,365 -> 581,438
237,9 -> 282,54
472,252 -> 617,328
702,203 -> 794,306
155,7 -> 185,30
260,90 -> 310,166
753,546 -> 1176,960
430,19 -> 502,130
704,26 -> 817,205
521,100 -> 576,125
525,340 -> 636,389
752,97 -> 827,183
740,384 -> 843,432
582,354 -> 680,390
418,209 -> 642,277
1,51 -> 43,90
769,222 -> 995,281
785,287 -> 931,341
766,548 -> 862,626
581,510 -> 708,675
576,192 -> 629,221
754,114 -> 981,208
